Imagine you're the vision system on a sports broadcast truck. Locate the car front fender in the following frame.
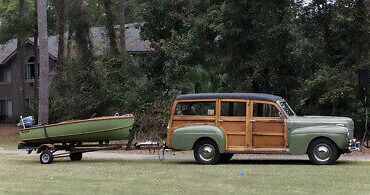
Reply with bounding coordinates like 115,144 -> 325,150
288,126 -> 348,154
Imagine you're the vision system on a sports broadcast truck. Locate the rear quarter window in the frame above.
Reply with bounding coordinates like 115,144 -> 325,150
175,101 -> 216,116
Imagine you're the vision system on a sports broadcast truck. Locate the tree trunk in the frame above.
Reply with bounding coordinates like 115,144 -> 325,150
66,26 -> 72,58
57,0 -> 66,62
73,0 -> 93,65
34,0 -> 39,98
37,0 -> 50,124
12,0 -> 26,119
103,0 -> 119,55
118,0 -> 126,56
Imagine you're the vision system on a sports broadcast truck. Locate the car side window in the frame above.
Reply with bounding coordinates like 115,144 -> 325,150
221,102 -> 246,116
253,103 -> 280,117
175,101 -> 216,116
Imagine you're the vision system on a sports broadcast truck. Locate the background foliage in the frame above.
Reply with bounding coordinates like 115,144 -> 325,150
0,0 -> 369,139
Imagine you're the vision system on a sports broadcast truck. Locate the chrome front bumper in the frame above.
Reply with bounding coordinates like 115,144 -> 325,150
347,139 -> 361,152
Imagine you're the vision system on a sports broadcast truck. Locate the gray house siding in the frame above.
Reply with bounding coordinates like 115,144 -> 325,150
0,44 -> 56,122
0,24 -> 151,122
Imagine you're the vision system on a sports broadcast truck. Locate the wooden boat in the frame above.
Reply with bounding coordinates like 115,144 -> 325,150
19,115 -> 134,144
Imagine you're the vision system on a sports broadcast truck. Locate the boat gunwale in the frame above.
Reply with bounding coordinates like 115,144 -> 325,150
21,124 -> 133,142
19,115 -> 134,131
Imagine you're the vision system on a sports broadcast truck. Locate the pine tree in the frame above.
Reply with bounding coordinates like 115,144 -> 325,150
118,0 -> 126,56
103,0 -> 119,55
13,0 -> 26,119
37,0 -> 50,124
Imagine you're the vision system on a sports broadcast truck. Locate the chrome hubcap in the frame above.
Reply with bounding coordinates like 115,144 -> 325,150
199,144 -> 215,162
41,154 -> 50,163
314,144 -> 331,162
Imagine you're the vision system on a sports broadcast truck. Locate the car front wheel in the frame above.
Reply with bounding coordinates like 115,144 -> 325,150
194,139 -> 221,164
307,138 -> 339,165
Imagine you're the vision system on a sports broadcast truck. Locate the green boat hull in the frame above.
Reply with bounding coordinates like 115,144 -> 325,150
19,116 -> 134,144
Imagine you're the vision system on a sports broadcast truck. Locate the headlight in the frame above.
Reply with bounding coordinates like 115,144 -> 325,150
345,128 -> 349,137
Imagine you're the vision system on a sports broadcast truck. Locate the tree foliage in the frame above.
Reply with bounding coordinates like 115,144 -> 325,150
136,0 -> 369,137
0,0 -> 368,138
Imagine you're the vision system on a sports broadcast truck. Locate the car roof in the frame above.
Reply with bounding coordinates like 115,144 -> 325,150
175,93 -> 282,102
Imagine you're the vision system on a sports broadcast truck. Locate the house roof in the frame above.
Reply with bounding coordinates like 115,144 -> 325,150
0,23 -> 152,65
176,93 -> 283,102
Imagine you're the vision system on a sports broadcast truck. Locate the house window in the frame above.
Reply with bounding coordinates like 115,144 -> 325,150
0,100 -> 12,119
0,66 -> 11,83
26,98 -> 33,110
25,57 -> 36,80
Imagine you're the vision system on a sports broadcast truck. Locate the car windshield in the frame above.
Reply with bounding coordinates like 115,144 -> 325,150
279,101 -> 296,116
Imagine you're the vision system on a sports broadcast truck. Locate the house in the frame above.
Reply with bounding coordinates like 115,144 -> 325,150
0,24 -> 152,122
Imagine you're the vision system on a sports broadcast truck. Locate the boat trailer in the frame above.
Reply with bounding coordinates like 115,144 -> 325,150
17,114 -> 173,164
18,140 -> 168,164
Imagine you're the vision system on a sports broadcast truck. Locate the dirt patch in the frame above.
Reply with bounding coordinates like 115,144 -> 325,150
0,123 -> 20,147
0,123 -> 19,137
342,146 -> 370,156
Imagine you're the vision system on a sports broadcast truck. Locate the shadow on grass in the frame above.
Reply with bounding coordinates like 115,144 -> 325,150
170,159 -> 356,166
16,156 -> 359,166
19,157 -> 166,165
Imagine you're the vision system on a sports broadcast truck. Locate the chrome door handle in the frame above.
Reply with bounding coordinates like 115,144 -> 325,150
218,119 -> 224,122
249,120 -> 256,123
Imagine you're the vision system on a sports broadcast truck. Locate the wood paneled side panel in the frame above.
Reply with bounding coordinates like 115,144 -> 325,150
171,120 -> 215,130
227,135 -> 245,147
221,121 -> 246,133
252,122 -> 284,133
253,136 -> 284,147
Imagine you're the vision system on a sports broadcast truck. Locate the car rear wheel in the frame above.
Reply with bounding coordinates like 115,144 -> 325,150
307,138 -> 339,165
194,139 -> 221,164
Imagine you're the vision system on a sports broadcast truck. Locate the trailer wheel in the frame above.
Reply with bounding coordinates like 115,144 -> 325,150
70,152 -> 83,161
40,150 -> 53,164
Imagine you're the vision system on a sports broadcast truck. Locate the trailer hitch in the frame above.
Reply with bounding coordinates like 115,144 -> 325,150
134,141 -> 159,148
134,141 -> 174,160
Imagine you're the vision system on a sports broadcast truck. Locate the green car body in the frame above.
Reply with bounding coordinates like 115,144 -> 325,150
167,93 -> 360,164
170,116 -> 353,155
287,116 -> 353,154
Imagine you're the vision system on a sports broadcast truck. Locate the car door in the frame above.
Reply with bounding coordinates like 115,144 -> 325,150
217,99 -> 248,151
250,101 -> 286,152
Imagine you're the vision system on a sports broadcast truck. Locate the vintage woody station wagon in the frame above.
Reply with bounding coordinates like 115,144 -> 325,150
165,93 -> 360,165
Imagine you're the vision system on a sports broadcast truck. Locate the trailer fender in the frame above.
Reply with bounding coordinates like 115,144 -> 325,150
36,144 -> 54,154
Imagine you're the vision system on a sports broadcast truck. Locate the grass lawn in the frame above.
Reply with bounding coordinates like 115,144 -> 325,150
0,137 -> 19,149
0,154 -> 369,194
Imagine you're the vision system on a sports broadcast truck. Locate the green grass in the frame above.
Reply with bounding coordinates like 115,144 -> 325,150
0,154 -> 369,194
